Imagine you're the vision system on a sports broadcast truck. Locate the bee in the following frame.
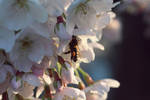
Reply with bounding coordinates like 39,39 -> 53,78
64,35 -> 80,62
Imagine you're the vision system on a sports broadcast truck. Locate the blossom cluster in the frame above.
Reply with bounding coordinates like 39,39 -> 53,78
0,0 -> 120,100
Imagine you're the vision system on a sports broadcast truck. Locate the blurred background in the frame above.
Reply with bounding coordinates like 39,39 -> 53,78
81,0 -> 150,100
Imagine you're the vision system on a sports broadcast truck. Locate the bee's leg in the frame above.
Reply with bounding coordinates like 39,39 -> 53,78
64,51 -> 71,54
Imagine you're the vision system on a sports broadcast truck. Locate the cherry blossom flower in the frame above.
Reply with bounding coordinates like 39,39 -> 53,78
9,28 -> 54,72
0,0 -> 48,30
40,0 -> 73,16
84,79 -> 120,100
0,0 -> 120,99
54,87 -> 86,100
66,0 -> 118,34
66,0 -> 97,34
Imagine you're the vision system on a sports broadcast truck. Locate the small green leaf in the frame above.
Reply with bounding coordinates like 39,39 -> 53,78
62,13 -> 66,19
74,69 -> 80,77
57,62 -> 62,76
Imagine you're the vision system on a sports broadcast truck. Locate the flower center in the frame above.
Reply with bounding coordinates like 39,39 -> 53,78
16,0 -> 28,8
76,3 -> 88,15
20,37 -> 33,50
75,0 -> 91,15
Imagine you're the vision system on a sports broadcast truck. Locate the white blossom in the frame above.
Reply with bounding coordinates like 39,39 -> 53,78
66,0 -> 97,34
0,0 -> 48,30
84,79 -> 120,100
77,35 -> 104,63
9,28 -> 54,72
30,16 -> 57,38
0,0 -> 120,99
40,0 -> 73,16
66,0 -> 118,34
54,87 -> 86,100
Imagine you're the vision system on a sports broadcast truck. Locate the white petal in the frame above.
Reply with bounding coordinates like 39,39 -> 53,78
101,79 -> 120,88
54,87 -> 86,100
40,0 -> 72,16
30,21 -> 54,38
89,42 -> 104,51
36,85 -> 44,98
56,23 -> 72,40
14,56 -> 33,72
80,48 -> 95,63
0,0 -> 33,30
87,0 -> 115,13
0,26 -> 15,52
28,41 -> 45,62
41,38 -> 54,57
43,74 -> 52,85
4,65 -> 14,75
28,0 -> 48,23
22,74 -> 41,86
95,13 -> 111,29
84,79 -> 120,97
61,62 -> 75,84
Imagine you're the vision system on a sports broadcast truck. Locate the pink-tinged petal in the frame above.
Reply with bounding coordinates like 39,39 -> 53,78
31,66 -> 44,77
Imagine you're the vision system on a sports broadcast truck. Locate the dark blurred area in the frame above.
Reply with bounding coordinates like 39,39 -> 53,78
114,10 -> 150,100
81,0 -> 150,100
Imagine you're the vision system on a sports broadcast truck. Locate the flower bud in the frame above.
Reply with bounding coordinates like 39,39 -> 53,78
85,74 -> 94,85
78,82 -> 85,90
